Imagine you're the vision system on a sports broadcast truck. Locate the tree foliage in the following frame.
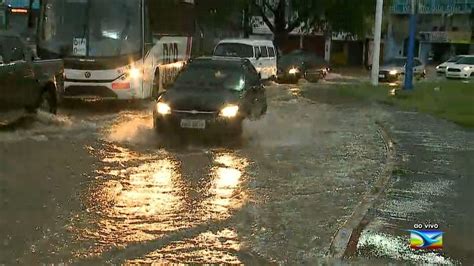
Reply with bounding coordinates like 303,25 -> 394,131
195,0 -> 247,30
251,0 -> 377,37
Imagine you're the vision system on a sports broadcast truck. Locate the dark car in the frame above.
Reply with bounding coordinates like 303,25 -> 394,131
153,57 -> 267,137
277,49 -> 330,84
0,32 -> 64,113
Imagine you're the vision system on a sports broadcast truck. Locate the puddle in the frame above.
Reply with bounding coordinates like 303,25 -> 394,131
72,144 -> 250,263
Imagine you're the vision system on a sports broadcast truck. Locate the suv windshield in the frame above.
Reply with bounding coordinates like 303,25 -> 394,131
38,0 -> 141,58
447,56 -> 462,62
279,54 -> 304,65
456,57 -> 474,65
384,58 -> 406,67
214,43 -> 254,58
174,64 -> 245,91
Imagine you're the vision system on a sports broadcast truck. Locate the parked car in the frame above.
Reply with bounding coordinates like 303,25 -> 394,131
446,55 -> 474,79
153,57 -> 267,137
0,31 -> 64,114
276,49 -> 330,84
436,55 -> 466,75
378,57 -> 426,82
213,39 -> 277,80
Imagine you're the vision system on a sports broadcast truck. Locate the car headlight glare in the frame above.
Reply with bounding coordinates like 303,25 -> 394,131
220,105 -> 239,118
157,102 -> 171,115
389,70 -> 398,75
129,67 -> 142,79
289,68 -> 300,74
463,66 -> 470,71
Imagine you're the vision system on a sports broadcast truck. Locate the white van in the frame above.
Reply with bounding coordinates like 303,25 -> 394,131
213,39 -> 277,80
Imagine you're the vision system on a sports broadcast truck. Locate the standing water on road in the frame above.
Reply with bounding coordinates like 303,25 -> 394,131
1,84 -> 388,264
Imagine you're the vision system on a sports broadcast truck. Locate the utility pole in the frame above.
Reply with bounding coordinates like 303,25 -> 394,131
27,0 -> 34,28
371,0 -> 384,86
404,0 -> 417,90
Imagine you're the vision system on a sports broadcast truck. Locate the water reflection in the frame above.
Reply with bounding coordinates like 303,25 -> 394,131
78,144 -> 249,263
290,87 -> 301,97
201,153 -> 248,219
128,229 -> 242,264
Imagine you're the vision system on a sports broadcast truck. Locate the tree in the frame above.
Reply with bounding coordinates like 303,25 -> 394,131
195,0 -> 247,31
250,0 -> 377,47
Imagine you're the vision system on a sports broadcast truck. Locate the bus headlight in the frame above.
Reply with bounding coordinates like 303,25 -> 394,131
129,67 -> 142,79
156,102 -> 171,115
220,105 -> 239,118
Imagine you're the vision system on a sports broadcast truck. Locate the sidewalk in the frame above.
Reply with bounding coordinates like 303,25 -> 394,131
356,107 -> 474,264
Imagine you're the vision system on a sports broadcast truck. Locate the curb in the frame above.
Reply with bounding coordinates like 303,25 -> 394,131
328,120 -> 396,259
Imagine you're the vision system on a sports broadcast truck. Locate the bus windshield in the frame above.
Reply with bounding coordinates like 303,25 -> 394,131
38,0 -> 141,58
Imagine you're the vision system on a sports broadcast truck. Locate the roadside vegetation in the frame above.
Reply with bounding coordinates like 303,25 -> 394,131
303,81 -> 474,128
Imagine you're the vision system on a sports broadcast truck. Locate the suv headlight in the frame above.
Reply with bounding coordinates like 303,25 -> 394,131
220,105 -> 239,118
289,67 -> 300,74
156,102 -> 171,115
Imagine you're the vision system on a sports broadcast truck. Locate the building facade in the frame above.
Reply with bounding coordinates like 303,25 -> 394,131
386,0 -> 473,63
3,0 -> 39,36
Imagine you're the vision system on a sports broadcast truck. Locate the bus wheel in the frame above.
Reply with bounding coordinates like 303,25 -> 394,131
152,70 -> 160,99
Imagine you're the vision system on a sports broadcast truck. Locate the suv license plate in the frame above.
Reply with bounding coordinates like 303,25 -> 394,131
180,119 -> 206,129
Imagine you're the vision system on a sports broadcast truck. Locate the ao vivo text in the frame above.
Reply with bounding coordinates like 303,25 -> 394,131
413,223 -> 440,229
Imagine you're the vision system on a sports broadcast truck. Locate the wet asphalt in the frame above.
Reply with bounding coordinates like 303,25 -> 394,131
300,76 -> 474,264
1,76 -> 471,264
0,80 -> 389,264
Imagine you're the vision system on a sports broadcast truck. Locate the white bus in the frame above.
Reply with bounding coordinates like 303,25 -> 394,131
36,0 -> 195,100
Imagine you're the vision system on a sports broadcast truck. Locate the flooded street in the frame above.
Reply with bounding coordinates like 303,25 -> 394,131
1,83 -> 389,264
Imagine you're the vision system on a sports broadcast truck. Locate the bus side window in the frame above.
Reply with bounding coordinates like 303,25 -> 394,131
260,46 -> 268,58
254,46 -> 261,59
268,47 -> 275,58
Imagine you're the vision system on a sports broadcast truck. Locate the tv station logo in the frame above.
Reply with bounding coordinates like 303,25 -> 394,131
408,223 -> 443,250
